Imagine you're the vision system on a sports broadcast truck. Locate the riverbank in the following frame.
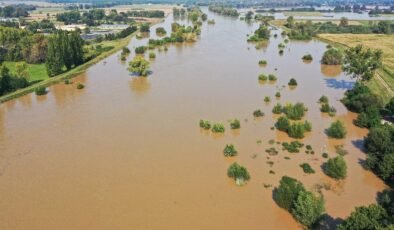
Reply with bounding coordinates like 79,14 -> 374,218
0,31 -> 136,103
316,33 -> 394,103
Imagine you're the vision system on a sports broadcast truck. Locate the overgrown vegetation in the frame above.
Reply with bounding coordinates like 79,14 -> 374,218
324,156 -> 347,179
326,120 -> 347,139
223,144 -> 237,157
274,176 -> 325,228
321,48 -> 343,65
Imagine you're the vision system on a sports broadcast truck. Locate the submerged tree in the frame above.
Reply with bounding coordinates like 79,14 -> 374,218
128,56 -> 150,76
227,162 -> 250,185
321,48 -> 343,65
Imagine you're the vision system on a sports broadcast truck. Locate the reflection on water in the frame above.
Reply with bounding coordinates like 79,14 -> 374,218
325,78 -> 355,90
321,64 -> 342,77
0,7 -> 387,230
129,76 -> 151,96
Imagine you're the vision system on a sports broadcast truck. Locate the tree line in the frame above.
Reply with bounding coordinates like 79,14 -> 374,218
0,4 -> 35,18
285,16 -> 393,40
46,30 -> 84,76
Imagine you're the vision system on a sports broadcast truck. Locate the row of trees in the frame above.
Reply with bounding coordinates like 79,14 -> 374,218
208,5 -> 239,17
46,31 -> 84,77
336,41 -> 393,228
127,10 -> 164,18
285,17 -> 393,40
57,9 -> 137,26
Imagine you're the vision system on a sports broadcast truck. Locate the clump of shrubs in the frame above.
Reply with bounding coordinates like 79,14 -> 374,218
282,141 -> 304,153
288,78 -> 298,86
199,120 -> 211,130
227,162 -> 250,186
268,74 -> 277,81
266,147 -> 279,156
223,144 -> 238,157
300,163 -> 315,174
321,48 -> 343,65
283,103 -> 307,120
274,176 -> 325,228
319,95 -> 329,104
35,87 -> 47,95
253,109 -> 264,117
272,103 -> 283,114
64,79 -> 72,85
76,83 -> 84,89
258,73 -> 268,81
326,120 -> 347,139
135,46 -> 147,54
302,54 -> 313,61
149,52 -> 156,59
212,123 -> 225,133
230,119 -> 240,129
275,92 -> 281,98
121,47 -> 130,56
264,96 -> 271,102
324,156 -> 347,179
276,116 -> 312,138
259,60 -> 267,65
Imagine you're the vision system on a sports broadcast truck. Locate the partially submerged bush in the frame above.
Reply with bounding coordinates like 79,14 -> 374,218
76,83 -> 84,89
272,103 -> 283,114
283,103 -> 306,120
302,54 -> 313,61
319,95 -> 329,104
268,74 -> 277,81
212,123 -> 225,133
264,96 -> 271,102
300,163 -> 315,174
223,144 -> 238,157
253,109 -> 264,117
274,176 -> 324,228
321,48 -> 343,65
149,52 -> 156,59
230,119 -> 240,129
199,120 -> 211,130
135,46 -> 147,54
128,56 -> 150,76
276,116 -> 290,131
155,27 -> 167,35
275,92 -> 281,98
288,78 -> 298,86
258,73 -> 268,81
282,141 -> 304,153
326,120 -> 347,139
35,87 -> 47,95
324,156 -> 347,179
274,176 -> 306,211
259,60 -> 267,65
227,162 -> 250,185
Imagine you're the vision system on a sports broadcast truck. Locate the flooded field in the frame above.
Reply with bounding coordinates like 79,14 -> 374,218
0,8 -> 387,230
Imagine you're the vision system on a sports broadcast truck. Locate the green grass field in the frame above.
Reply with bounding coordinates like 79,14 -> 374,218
3,61 -> 49,83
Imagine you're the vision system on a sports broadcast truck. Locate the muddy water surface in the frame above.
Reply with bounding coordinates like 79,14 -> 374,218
0,8 -> 387,230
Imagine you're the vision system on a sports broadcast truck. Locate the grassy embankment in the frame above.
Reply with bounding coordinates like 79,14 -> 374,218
317,33 -> 394,103
0,32 -> 136,103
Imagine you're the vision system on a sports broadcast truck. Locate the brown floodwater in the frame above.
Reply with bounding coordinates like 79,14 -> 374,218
0,8 -> 387,230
